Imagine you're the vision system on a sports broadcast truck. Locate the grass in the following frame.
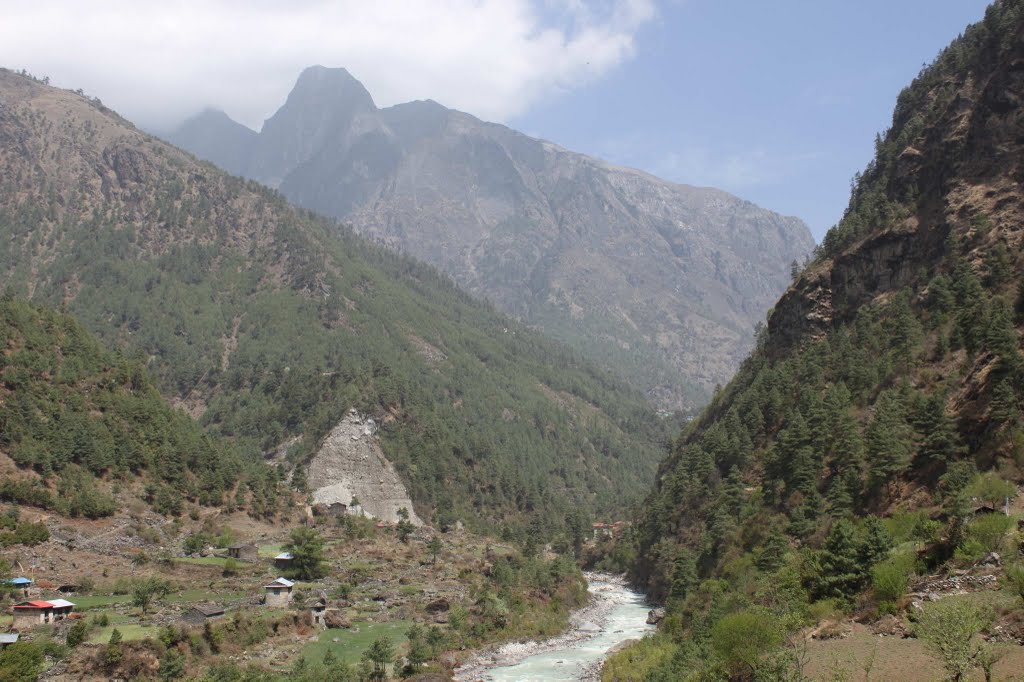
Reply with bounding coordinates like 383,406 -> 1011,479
302,620 -> 413,665
73,594 -> 129,609
259,543 -> 285,558
174,556 -> 232,567
73,588 -> 248,611
86,623 -> 155,644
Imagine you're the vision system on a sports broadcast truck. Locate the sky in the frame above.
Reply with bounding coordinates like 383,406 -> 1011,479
0,0 -> 993,240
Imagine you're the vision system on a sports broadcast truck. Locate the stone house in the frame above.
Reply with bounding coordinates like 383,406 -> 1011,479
227,544 -> 259,562
11,600 -> 54,630
309,598 -> 327,628
182,603 -> 226,624
264,577 -> 295,608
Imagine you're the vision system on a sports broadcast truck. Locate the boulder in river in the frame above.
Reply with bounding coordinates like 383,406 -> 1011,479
646,608 -> 665,625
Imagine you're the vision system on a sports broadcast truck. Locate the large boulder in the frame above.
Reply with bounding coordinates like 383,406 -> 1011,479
646,608 -> 665,625
425,597 -> 450,614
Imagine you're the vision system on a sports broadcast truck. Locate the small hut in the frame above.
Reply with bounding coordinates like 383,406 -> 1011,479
7,578 -> 32,597
273,552 -> 294,570
227,544 -> 259,562
182,603 -> 226,624
263,577 -> 295,608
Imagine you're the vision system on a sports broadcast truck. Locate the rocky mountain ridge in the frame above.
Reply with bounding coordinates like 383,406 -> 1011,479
168,67 -> 815,410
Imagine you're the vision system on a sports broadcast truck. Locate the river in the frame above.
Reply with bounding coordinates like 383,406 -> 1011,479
454,574 -> 654,682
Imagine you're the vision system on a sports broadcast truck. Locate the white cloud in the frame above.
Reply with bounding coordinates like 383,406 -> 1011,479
0,0 -> 655,130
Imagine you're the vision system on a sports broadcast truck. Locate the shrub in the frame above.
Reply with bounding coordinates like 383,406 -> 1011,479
710,608 -> 784,678
66,619 -> 90,647
956,514 -> 1013,563
872,551 -> 917,605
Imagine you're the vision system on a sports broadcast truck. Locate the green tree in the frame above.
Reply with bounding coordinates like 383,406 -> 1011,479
285,527 -> 327,580
395,508 -> 414,544
403,624 -> 429,674
0,641 -> 45,682
913,393 -> 964,464
426,536 -> 442,565
158,649 -> 185,681
66,618 -> 90,647
755,528 -> 789,573
811,518 -> 868,600
132,577 -> 172,615
362,635 -> 395,681
967,472 -> 1016,509
866,391 -> 912,497
915,599 -> 991,682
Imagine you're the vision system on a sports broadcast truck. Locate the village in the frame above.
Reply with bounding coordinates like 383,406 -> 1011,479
0,494 -> 631,679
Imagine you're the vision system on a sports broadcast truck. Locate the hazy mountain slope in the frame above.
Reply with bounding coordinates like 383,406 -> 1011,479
0,68 -> 670,531
164,108 -> 257,178
601,3 -> 1024,677
169,67 -> 815,411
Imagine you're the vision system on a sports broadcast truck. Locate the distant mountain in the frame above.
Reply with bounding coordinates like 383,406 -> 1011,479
168,67 -> 815,411
0,68 -> 670,531
167,108 -> 256,177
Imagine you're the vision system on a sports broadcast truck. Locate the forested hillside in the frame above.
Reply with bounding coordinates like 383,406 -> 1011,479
0,69 -> 670,532
607,2 -> 1024,678
0,299 -> 282,518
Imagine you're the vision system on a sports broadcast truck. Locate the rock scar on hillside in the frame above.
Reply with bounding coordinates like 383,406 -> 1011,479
306,409 -> 422,525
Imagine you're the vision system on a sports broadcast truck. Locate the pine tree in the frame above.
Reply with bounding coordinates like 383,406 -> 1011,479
892,292 -> 922,369
756,528 -> 790,572
812,518 -> 869,600
668,549 -> 698,604
866,391 -> 912,497
984,242 -> 1012,286
913,393 -> 965,464
990,378 -> 1021,436
859,516 -> 893,567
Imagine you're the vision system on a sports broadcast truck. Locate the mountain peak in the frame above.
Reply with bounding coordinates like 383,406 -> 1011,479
287,65 -> 376,109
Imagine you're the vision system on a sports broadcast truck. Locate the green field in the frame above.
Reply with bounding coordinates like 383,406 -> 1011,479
86,623 -> 155,644
302,620 -> 413,665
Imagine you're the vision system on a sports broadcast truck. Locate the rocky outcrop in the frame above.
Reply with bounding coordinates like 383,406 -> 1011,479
306,409 -> 422,525
168,68 -> 814,410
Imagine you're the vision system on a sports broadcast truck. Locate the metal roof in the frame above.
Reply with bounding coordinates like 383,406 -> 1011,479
48,599 -> 75,608
13,600 -> 53,609
8,578 -> 32,585
265,577 -> 295,588
0,634 -> 19,644
274,552 -> 294,560
189,603 -> 225,616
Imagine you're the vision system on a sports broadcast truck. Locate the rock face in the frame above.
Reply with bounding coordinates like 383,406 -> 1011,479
307,410 -> 422,524
168,66 -> 815,410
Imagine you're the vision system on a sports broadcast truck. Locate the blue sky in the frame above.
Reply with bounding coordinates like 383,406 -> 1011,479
513,0 -> 992,241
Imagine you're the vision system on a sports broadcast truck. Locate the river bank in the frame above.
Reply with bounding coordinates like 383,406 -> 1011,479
453,572 -> 653,682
